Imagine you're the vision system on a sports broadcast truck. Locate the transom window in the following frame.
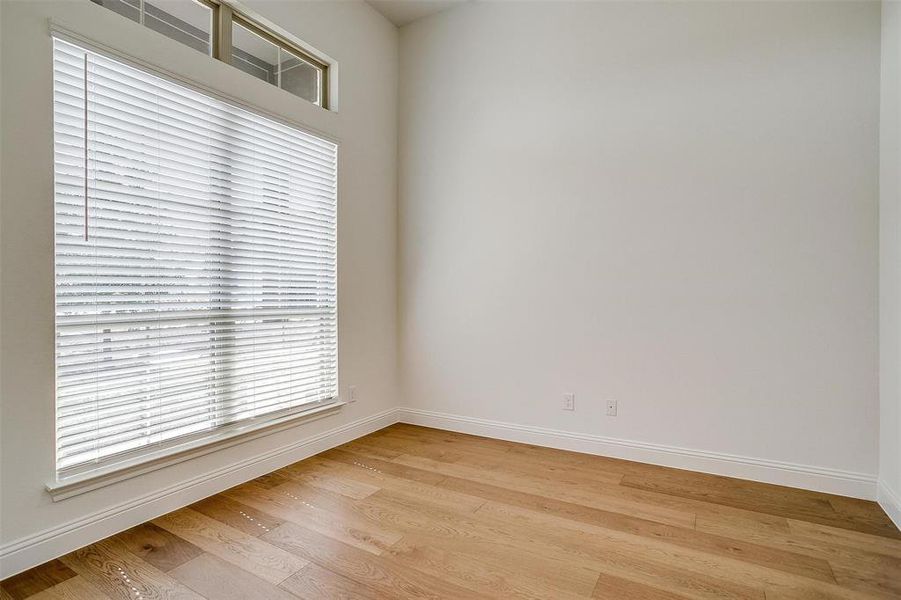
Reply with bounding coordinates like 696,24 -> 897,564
52,38 -> 338,475
89,0 -> 330,108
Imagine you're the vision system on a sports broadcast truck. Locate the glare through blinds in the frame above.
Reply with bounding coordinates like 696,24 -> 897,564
53,38 -> 338,474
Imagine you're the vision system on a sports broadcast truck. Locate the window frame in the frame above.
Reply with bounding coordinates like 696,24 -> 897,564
46,31 -> 342,500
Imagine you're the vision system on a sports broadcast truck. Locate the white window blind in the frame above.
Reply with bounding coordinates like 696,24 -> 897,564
52,38 -> 338,474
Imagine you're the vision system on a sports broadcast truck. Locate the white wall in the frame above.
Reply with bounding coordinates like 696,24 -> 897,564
879,0 -> 901,527
0,0 -> 398,576
398,1 -> 882,495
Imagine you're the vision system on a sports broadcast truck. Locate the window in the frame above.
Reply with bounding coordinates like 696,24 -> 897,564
52,38 -> 338,476
90,0 -> 330,108
231,17 -> 324,106
91,0 -> 213,56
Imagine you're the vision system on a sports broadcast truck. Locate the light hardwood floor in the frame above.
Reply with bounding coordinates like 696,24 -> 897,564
2,423 -> 899,599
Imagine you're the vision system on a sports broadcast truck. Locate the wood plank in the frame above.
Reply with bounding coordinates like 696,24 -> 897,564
189,495 -> 284,538
376,426 -> 626,485
763,588 -> 897,600
475,500 -> 874,600
152,508 -> 307,585
0,560 -> 76,600
288,469 -> 381,500
621,470 -> 901,539
285,455 -> 484,513
111,522 -> 203,572
347,483 -> 765,600
26,577 -> 113,600
316,448 -> 446,485
338,439 -> 406,460
392,452 -> 696,527
473,500 -> 767,600
591,572 -> 691,600
262,521 -> 491,599
330,478 -> 610,597
696,515 -> 901,597
279,563 -> 387,600
345,433 -> 799,535
250,471 -> 295,490
169,553 -> 297,600
697,513 -> 901,564
223,480 -> 403,555
59,538 -> 205,600
381,424 -> 642,474
362,453 -> 836,584
827,495 -> 901,538
354,488 -> 507,547
787,518 -> 901,556
385,535 -> 598,599
829,560 -> 901,599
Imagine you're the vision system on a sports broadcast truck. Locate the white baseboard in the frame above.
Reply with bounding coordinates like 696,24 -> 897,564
878,481 -> 901,531
397,408 -> 878,500
2,405 -> 884,580
0,407 -> 401,580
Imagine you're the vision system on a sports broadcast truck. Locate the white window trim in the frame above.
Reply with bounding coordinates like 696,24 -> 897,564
47,401 -> 345,501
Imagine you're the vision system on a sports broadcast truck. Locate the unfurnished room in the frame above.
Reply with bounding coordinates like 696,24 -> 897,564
1,0 -> 900,598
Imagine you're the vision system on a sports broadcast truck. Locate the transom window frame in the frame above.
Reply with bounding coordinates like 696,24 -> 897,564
92,0 -> 332,109
213,2 -> 331,110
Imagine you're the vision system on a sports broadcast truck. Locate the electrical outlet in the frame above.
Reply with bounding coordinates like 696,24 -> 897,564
348,385 -> 358,403
606,399 -> 617,416
563,393 -> 575,411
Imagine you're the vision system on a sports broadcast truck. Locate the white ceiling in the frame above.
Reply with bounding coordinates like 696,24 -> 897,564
366,0 -> 468,27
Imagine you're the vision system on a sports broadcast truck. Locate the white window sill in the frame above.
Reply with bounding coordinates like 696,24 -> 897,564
46,401 -> 345,502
